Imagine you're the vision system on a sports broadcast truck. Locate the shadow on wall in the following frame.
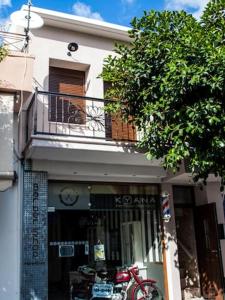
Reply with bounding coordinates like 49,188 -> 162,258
164,220 -> 224,300
163,229 -> 179,269
164,229 -> 202,297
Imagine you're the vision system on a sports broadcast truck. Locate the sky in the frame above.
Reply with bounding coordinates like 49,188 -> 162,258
0,0 -> 210,28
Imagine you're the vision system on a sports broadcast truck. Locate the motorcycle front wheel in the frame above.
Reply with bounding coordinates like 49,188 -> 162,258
132,282 -> 163,300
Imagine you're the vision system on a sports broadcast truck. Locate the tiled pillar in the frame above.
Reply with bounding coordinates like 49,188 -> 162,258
22,169 -> 48,300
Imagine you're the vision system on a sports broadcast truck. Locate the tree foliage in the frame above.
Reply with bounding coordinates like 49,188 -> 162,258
101,0 -> 225,188
0,46 -> 7,62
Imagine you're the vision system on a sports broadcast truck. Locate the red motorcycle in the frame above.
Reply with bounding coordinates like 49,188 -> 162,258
92,265 -> 163,300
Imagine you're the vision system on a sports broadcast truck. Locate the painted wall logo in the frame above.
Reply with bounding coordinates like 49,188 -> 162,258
59,187 -> 79,206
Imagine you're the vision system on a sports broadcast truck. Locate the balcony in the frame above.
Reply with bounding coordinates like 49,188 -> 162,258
26,90 -> 137,143
24,90 -> 166,181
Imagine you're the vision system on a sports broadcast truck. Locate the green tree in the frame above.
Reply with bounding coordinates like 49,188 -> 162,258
101,0 -> 225,188
0,46 -> 7,62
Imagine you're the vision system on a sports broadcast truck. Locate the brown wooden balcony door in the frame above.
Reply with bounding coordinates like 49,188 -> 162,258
49,67 -> 86,124
110,113 -> 136,141
103,81 -> 136,141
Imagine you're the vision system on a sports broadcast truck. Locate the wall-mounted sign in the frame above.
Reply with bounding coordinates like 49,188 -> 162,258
94,244 -> 105,261
90,194 -> 159,210
59,245 -> 74,257
22,171 -> 48,300
48,183 -> 90,210
48,206 -> 55,212
161,192 -> 171,222
59,187 -> 79,206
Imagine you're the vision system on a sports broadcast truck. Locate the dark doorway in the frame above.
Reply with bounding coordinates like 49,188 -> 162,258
173,186 -> 201,299
195,203 -> 224,299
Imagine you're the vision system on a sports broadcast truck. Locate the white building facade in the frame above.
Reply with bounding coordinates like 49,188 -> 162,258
0,6 -> 225,300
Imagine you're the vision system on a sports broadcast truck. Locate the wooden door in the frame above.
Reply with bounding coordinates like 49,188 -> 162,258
49,67 -> 85,124
195,203 -> 224,299
103,81 -> 136,141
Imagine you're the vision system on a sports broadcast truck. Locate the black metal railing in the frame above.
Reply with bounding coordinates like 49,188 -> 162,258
26,90 -> 137,143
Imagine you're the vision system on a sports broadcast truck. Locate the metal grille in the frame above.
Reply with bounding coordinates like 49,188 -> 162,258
26,90 -> 137,142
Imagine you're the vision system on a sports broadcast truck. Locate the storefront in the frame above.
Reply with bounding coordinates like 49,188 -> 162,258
47,182 -> 165,300
21,171 -> 225,300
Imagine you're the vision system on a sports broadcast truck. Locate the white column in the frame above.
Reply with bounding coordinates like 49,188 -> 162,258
0,168 -> 22,300
161,183 -> 182,300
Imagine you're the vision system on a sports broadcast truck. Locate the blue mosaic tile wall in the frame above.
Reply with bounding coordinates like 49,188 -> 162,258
22,170 -> 48,300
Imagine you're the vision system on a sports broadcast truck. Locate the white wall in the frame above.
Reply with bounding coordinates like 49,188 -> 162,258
0,99 -> 22,299
29,26 -> 117,97
205,182 -> 224,223
0,179 -> 21,300
161,183 -> 182,300
25,26 -> 138,149
0,94 -> 14,172
0,53 -> 34,93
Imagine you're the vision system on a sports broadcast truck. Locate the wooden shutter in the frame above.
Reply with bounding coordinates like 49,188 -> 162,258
49,67 -> 85,124
104,82 -> 136,141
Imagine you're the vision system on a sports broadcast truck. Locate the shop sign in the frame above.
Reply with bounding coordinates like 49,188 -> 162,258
94,244 -> 106,261
22,171 -> 48,300
48,183 -> 89,210
23,173 -> 47,264
161,192 -> 171,222
59,187 -> 79,206
32,182 -> 40,259
90,194 -> 158,210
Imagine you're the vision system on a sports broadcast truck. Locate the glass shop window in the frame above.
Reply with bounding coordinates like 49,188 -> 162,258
48,183 -> 165,299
